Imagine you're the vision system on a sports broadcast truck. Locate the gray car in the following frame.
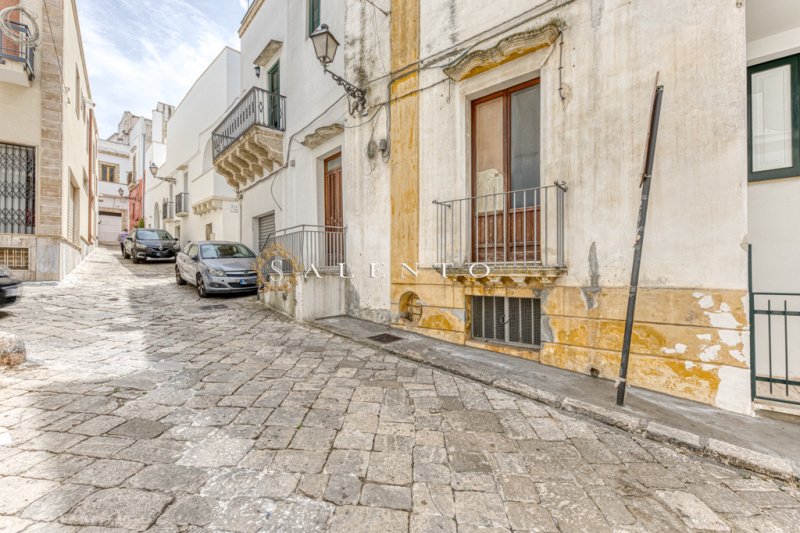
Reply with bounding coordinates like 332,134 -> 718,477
175,241 -> 259,297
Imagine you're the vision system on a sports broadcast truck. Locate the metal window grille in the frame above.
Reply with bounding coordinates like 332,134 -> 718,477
0,143 -> 36,234
471,296 -> 541,348
0,247 -> 29,270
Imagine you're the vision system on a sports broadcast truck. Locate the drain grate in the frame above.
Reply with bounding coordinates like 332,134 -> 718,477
199,304 -> 228,311
368,333 -> 403,344
134,274 -> 162,278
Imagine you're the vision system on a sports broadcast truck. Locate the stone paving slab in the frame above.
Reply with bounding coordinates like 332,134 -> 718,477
0,247 -> 798,531
315,316 -> 800,484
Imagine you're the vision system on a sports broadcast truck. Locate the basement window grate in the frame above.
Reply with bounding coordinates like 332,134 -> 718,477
471,296 -> 541,348
368,333 -> 403,344
0,247 -> 29,270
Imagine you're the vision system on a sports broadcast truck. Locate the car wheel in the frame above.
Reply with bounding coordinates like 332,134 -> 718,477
196,274 -> 207,298
176,266 -> 186,285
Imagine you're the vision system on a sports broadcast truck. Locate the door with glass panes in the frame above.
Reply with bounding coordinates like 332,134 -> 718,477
471,79 -> 541,264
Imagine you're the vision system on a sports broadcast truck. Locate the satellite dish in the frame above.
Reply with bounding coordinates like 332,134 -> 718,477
0,6 -> 41,48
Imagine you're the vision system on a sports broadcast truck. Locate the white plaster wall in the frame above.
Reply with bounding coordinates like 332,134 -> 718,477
413,0 -> 749,291
339,0 -> 392,321
0,0 -> 42,148
161,48 -> 241,178
61,0 -> 94,248
155,48 -> 241,244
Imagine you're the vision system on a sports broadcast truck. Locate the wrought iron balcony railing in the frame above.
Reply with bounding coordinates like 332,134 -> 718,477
175,192 -> 189,216
212,87 -> 285,160
161,199 -> 171,221
0,21 -> 34,78
262,224 -> 346,273
433,183 -> 566,271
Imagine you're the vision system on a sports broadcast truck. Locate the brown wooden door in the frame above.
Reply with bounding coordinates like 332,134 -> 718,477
324,153 -> 343,265
472,79 -> 541,264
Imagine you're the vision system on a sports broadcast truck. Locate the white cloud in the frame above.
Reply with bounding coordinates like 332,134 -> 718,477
77,0 -> 243,137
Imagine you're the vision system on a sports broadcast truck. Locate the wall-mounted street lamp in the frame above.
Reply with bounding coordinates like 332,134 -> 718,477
310,24 -> 366,115
150,162 -> 176,185
254,65 -> 261,78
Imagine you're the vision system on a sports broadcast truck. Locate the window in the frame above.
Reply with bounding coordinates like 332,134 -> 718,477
100,163 -> 118,182
471,296 -> 542,348
136,229 -> 173,240
748,54 -> 800,181
308,0 -> 321,36
0,247 -> 29,270
0,142 -> 36,234
200,243 -> 255,259
68,183 -> 79,243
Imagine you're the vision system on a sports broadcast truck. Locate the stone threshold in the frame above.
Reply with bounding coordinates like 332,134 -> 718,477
313,315 -> 800,485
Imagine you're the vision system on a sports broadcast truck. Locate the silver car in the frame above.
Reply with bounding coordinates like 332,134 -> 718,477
175,241 -> 259,297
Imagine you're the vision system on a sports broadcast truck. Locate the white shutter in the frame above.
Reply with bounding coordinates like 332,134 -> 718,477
67,188 -> 75,242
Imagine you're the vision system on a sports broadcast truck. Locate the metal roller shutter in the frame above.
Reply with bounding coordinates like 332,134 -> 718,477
257,212 -> 275,250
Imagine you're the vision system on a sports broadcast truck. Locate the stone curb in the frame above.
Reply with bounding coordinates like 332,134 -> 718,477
311,321 -> 800,485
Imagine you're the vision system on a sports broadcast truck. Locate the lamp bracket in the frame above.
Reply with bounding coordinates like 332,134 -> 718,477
324,66 -> 366,115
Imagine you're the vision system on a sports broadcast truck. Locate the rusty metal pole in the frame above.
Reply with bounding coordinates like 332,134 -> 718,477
616,81 -> 664,406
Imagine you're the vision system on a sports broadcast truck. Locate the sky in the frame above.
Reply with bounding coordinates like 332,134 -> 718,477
76,0 -> 249,138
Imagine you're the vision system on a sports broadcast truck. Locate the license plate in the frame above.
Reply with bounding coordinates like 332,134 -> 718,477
6,286 -> 17,297
239,279 -> 248,286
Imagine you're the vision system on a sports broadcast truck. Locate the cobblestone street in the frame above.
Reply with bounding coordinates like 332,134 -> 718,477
0,247 -> 797,532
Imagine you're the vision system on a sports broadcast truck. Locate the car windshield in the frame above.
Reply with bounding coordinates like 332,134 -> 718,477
137,230 -> 173,240
200,243 -> 255,259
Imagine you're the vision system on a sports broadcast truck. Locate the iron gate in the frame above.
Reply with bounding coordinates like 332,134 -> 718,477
0,142 -> 36,234
749,246 -> 800,405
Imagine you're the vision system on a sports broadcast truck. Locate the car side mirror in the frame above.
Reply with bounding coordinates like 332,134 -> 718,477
191,255 -> 198,261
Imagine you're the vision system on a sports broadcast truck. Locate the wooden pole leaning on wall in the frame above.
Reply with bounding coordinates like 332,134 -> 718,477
616,74 -> 664,406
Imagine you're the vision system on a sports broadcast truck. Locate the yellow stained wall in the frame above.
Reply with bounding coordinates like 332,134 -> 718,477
389,0 -> 420,287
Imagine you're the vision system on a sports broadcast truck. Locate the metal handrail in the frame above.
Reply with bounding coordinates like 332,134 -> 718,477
262,224 -> 346,272
0,21 -> 34,77
434,182 -> 566,270
211,87 -> 286,159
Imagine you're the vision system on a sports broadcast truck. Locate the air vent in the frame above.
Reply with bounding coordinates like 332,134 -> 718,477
471,296 -> 541,348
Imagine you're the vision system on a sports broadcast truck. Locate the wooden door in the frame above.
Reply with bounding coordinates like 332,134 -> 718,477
472,79 -> 542,264
324,153 -> 343,265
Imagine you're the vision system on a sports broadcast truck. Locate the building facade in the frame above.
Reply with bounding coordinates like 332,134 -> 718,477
157,47 -> 241,247
97,134 -> 131,244
0,0 -> 97,281
211,0 -> 350,319
149,0 -> 799,415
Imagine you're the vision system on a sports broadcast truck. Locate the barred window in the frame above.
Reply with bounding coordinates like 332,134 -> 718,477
0,248 -> 29,270
0,142 -> 36,234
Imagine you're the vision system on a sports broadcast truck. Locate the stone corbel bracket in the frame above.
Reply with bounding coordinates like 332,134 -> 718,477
301,124 -> 344,149
443,20 -> 562,81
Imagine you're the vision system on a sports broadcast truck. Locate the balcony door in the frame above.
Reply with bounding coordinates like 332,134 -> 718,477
268,62 -> 281,129
324,153 -> 344,265
472,79 -> 541,264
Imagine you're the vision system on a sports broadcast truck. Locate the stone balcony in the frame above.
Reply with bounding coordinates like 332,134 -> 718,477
211,87 -> 285,189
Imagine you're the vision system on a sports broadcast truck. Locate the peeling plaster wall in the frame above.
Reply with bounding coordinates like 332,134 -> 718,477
340,0 -> 392,322
368,0 -> 753,412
